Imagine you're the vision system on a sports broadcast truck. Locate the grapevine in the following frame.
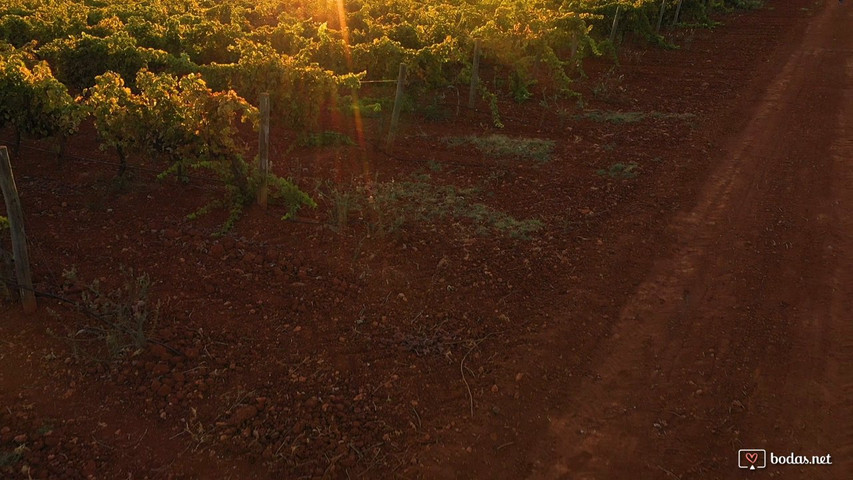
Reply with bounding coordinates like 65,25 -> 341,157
0,51 -> 84,156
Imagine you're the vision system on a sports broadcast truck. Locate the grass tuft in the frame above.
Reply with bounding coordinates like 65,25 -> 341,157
445,134 -> 555,163
597,162 -> 641,179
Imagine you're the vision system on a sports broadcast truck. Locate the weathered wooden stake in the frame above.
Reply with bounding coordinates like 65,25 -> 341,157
257,92 -> 270,208
468,39 -> 481,110
0,146 -> 36,314
570,33 -> 579,62
657,0 -> 668,33
609,4 -> 621,44
385,63 -> 407,151
672,0 -> 683,26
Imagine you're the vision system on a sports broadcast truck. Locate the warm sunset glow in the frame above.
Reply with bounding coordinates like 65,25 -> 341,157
332,0 -> 368,161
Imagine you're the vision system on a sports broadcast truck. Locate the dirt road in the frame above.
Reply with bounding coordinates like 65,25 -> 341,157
531,2 -> 853,479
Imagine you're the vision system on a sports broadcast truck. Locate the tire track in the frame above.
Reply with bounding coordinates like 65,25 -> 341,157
529,2 -> 853,479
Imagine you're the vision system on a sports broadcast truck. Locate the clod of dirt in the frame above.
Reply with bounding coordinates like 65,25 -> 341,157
230,405 -> 258,425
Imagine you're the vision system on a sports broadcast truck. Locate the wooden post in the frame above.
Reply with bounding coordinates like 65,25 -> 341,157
657,0 -> 668,33
609,4 -> 621,44
468,39 -> 481,110
0,147 -> 36,313
385,63 -> 407,151
672,0 -> 683,26
570,33 -> 579,61
257,92 -> 270,208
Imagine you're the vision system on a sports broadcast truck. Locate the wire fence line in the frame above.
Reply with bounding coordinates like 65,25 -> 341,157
1,275 -> 183,354
0,140 -> 228,187
0,91 -> 593,260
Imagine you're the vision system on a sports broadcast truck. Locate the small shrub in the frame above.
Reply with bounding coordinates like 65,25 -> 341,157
328,189 -> 358,231
61,267 -> 159,359
297,131 -> 355,147
338,95 -> 383,118
0,448 -> 23,468
367,179 -> 542,239
597,162 -> 640,179
445,134 -> 555,163
592,66 -> 626,104
578,110 -> 646,124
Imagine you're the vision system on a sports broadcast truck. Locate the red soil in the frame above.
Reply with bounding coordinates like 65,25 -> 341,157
1,0 -> 851,479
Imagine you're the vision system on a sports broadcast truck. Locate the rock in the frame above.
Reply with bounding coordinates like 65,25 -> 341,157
150,345 -> 171,362
221,237 -> 235,251
153,363 -> 170,376
231,405 -> 258,425
437,257 -> 450,270
157,384 -> 172,397
43,433 -> 59,447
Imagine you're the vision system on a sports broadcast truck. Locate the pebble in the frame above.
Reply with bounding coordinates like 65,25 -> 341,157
231,405 -> 258,425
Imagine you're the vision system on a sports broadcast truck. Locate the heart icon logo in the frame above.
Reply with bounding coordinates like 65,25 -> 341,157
738,449 -> 766,469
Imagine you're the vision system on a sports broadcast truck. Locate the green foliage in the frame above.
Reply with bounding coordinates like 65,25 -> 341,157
297,131 -> 355,147
0,448 -> 23,468
1,0 -> 770,133
85,69 -> 315,231
720,0 -> 764,10
0,51 -> 84,147
325,188 -> 359,231
446,134 -> 555,163
262,174 -> 318,221
40,31 -> 147,90
472,2 -> 594,96
200,40 -> 361,129
368,179 -> 542,239
479,85 -> 504,128
338,94 -> 385,118
577,109 -> 697,124
597,162 -> 640,179
154,72 -> 259,195
0,216 -> 8,231
0,0 -> 88,47
61,267 -> 158,358
84,71 -> 144,173
578,110 -> 646,124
